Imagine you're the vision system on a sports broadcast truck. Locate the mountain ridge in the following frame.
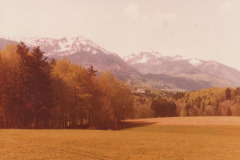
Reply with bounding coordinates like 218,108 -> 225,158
0,35 -> 113,56
1,35 -> 239,90
124,51 -> 240,88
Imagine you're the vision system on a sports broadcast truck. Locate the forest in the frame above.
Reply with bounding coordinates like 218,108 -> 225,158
134,87 -> 240,118
1,43 -> 240,129
0,43 -> 133,129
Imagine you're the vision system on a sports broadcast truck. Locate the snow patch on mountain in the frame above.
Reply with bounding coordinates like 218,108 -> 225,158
123,54 -> 136,62
188,59 -> 202,66
145,49 -> 162,58
137,55 -> 149,63
173,55 -> 186,61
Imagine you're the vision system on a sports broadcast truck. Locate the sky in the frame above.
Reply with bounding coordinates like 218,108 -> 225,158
1,0 -> 240,70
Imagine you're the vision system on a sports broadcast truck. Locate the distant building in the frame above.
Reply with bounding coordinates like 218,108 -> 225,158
134,88 -> 145,93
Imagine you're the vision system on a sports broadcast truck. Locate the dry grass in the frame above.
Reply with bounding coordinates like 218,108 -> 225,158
1,117 -> 240,160
125,116 -> 240,126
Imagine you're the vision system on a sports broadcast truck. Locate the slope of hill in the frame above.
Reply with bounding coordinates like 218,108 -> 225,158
0,38 -> 18,50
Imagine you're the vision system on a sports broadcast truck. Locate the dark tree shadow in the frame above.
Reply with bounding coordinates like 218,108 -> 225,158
117,121 -> 156,130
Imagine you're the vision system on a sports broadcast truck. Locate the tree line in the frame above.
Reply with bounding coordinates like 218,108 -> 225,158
177,87 -> 240,116
133,87 -> 240,118
3,43 -> 236,128
0,43 -> 134,129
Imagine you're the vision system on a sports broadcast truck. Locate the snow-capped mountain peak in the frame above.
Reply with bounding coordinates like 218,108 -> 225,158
0,35 -> 111,56
124,51 -> 160,64
124,51 -> 204,66
123,50 -> 209,75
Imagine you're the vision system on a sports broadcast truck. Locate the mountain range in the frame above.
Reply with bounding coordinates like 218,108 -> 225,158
0,35 -> 240,91
124,51 -> 240,88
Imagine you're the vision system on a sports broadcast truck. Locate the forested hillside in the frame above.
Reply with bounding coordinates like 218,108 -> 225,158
133,87 -> 240,118
176,87 -> 240,116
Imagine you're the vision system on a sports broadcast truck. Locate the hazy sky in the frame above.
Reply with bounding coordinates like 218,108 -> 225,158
1,0 -> 240,69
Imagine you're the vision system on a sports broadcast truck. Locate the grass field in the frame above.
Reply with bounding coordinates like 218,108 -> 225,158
2,117 -> 240,160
